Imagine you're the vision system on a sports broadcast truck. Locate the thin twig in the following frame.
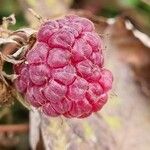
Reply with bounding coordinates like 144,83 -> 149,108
28,8 -> 44,23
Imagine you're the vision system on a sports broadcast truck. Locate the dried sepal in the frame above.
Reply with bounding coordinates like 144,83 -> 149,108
2,71 -> 18,81
0,14 -> 38,108
0,14 -> 16,38
2,14 -> 16,29
0,52 -> 24,65
0,38 -> 18,45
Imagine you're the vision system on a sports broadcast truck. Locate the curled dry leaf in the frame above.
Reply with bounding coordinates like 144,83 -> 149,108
0,38 -> 18,45
105,17 -> 150,97
102,16 -> 150,150
1,29 -> 36,57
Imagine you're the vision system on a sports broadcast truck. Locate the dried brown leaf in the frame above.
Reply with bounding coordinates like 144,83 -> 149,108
0,81 -> 13,106
105,17 -> 150,97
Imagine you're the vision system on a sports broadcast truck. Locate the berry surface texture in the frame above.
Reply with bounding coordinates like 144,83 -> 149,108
14,15 -> 113,118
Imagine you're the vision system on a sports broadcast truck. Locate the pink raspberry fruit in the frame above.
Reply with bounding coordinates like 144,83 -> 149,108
14,15 -> 113,118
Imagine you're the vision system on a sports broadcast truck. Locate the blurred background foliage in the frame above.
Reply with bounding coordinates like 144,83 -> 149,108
0,0 -> 28,29
0,0 -> 150,32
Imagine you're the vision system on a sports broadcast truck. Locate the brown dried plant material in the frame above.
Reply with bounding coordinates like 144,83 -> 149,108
1,29 -> 35,57
0,31 -> 35,106
0,80 -> 13,106
2,14 -> 16,27
105,17 -> 150,97
0,14 -> 36,106
0,14 -> 16,38
121,10 -> 150,36
0,28 -> 35,83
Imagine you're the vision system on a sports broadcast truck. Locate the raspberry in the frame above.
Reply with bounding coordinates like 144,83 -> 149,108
14,15 -> 113,118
